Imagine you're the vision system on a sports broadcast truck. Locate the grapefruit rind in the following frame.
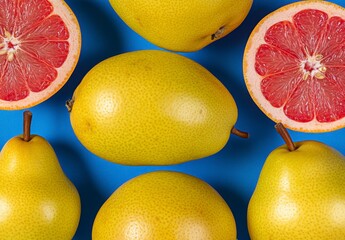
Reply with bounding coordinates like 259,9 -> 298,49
0,0 -> 81,110
243,0 -> 345,132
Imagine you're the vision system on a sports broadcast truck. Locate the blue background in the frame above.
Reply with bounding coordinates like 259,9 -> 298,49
1,0 -> 345,239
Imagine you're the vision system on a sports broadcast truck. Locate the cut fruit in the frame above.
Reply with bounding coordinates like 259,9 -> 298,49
243,0 -> 345,132
0,0 -> 81,110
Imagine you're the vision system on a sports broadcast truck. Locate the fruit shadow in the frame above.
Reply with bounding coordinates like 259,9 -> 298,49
199,61 -> 277,160
201,0 -> 286,54
51,141 -> 104,240
48,0 -> 126,107
182,8 -> 276,149
213,183 -> 250,240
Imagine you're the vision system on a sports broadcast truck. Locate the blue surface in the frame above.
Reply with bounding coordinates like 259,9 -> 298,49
1,0 -> 345,239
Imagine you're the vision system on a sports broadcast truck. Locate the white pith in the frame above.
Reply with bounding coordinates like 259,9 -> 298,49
0,0 -> 81,110
243,1 -> 345,132
300,54 -> 326,80
0,30 -> 21,61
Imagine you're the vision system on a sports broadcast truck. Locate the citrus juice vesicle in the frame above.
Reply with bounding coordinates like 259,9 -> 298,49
244,0 -> 345,132
0,0 -> 81,110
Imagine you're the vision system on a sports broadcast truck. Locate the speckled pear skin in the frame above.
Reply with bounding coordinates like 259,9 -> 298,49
109,0 -> 252,52
69,50 -> 238,165
0,135 -> 81,240
248,140 -> 345,240
92,171 -> 237,240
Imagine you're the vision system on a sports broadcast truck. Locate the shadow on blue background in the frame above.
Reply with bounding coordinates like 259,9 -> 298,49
1,0 -> 345,240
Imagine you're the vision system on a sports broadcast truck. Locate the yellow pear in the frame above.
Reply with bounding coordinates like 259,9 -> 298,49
67,50 -> 247,166
92,170 -> 237,240
0,111 -> 81,240
247,123 -> 345,239
109,0 -> 253,52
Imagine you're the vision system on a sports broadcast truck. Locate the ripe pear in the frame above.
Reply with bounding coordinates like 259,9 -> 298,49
110,0 -> 253,52
109,0 -> 253,52
247,123 -> 345,239
92,170 -> 237,240
0,111 -> 81,240
67,50 -> 247,166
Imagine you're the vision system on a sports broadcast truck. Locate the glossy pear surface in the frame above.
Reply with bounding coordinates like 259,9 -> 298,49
248,140 -> 345,239
69,50 -> 239,165
0,135 -> 81,239
109,0 -> 252,52
92,171 -> 237,240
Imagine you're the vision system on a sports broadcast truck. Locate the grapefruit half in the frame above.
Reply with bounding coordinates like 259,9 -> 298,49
0,0 -> 81,110
243,0 -> 345,132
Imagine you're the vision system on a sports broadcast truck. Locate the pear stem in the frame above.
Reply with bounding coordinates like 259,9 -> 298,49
275,123 -> 296,151
23,110 -> 32,142
231,127 -> 249,138
66,99 -> 74,112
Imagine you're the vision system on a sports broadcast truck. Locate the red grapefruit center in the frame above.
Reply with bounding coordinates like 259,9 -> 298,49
244,1 -> 345,132
0,0 -> 80,109
256,8 -> 345,123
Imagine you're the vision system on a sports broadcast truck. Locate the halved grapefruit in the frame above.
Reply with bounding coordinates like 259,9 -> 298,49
0,0 -> 81,110
243,0 -> 345,132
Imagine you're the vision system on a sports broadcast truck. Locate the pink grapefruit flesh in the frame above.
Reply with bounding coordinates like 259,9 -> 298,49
243,0 -> 345,132
0,0 -> 81,110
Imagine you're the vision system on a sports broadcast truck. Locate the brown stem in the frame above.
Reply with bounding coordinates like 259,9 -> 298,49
231,127 -> 249,138
23,110 -> 32,142
65,99 -> 74,112
274,123 -> 296,151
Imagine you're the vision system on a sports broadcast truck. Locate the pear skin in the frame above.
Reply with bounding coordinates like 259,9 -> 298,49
68,50 -> 248,166
248,124 -> 345,239
109,0 -> 252,52
0,111 -> 81,239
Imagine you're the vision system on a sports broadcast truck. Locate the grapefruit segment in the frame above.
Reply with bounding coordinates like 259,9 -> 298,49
20,40 -> 70,68
261,69 -> 303,109
293,9 -> 328,56
264,21 -> 304,59
17,51 -> 57,92
14,0 -> 53,37
314,67 -> 345,122
255,44 -> 300,76
21,15 -> 70,41
323,45 -> 345,66
283,79 -> 315,123
0,59 -> 28,101
320,17 -> 345,62
0,0 -> 16,35
0,0 -> 81,110
243,0 -> 345,132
